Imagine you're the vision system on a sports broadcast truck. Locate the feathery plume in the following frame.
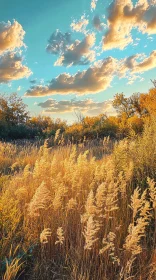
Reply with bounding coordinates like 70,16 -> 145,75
55,227 -> 65,245
83,215 -> 100,250
40,228 -> 51,244
28,181 -> 51,217
148,178 -> 156,209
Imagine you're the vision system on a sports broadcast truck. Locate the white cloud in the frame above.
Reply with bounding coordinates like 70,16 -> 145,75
71,15 -> 89,33
38,98 -> 116,116
119,50 -> 156,84
0,52 -> 32,83
25,56 -> 117,96
147,36 -> 154,41
54,33 -> 96,66
25,50 -> 156,97
91,0 -> 98,11
0,20 -> 25,55
46,30 -> 71,54
46,30 -> 96,66
103,0 -> 156,50
119,50 -> 156,75
0,20 -> 32,83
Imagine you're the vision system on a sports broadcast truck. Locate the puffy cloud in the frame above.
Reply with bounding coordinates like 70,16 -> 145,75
46,30 -> 71,55
0,52 -> 32,83
126,74 -> 141,85
55,33 -> 96,66
118,50 -> 156,84
134,50 -> 156,72
92,15 -> 104,31
0,20 -> 25,54
91,0 -> 98,11
70,15 -> 89,33
103,0 -> 156,50
38,98 -> 116,116
0,20 -> 32,83
119,50 -> 156,76
25,56 -> 117,96
46,30 -> 96,66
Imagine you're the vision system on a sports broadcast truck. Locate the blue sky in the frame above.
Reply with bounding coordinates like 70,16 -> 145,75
0,0 -> 156,122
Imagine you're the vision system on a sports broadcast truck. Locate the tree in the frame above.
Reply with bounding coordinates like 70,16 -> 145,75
127,115 -> 144,134
0,93 -> 29,126
0,93 -> 29,139
113,93 -> 143,118
73,110 -> 84,123
140,88 -> 156,116
129,93 -> 143,117
112,93 -> 130,118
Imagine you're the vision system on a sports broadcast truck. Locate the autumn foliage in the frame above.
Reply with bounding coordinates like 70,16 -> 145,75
0,117 -> 156,279
0,84 -> 156,141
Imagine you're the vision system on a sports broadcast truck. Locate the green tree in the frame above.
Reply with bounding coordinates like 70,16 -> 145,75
0,93 -> 29,139
0,93 -> 29,126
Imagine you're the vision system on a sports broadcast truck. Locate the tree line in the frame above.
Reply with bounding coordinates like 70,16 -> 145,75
0,81 -> 155,141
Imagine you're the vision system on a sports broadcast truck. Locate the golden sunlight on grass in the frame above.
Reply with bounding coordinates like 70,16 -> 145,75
0,118 -> 156,279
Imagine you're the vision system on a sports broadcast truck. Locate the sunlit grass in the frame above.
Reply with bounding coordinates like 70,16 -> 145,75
0,118 -> 156,280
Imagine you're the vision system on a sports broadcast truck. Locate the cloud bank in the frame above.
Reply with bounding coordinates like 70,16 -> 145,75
25,57 -> 117,96
38,98 -> 116,116
25,49 -> 156,97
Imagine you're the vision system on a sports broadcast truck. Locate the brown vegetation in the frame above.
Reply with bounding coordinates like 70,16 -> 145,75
0,116 -> 156,280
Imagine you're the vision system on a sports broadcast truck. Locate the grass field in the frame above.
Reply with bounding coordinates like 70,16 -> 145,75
0,118 -> 156,280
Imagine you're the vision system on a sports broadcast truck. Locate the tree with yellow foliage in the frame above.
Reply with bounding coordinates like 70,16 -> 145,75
140,88 -> 156,116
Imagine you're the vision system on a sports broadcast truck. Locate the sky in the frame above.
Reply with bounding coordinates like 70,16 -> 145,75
0,0 -> 156,123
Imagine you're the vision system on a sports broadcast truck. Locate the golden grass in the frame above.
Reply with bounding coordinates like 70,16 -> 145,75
0,118 -> 156,280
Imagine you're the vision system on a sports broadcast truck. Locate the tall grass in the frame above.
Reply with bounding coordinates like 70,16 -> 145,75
0,118 -> 156,280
